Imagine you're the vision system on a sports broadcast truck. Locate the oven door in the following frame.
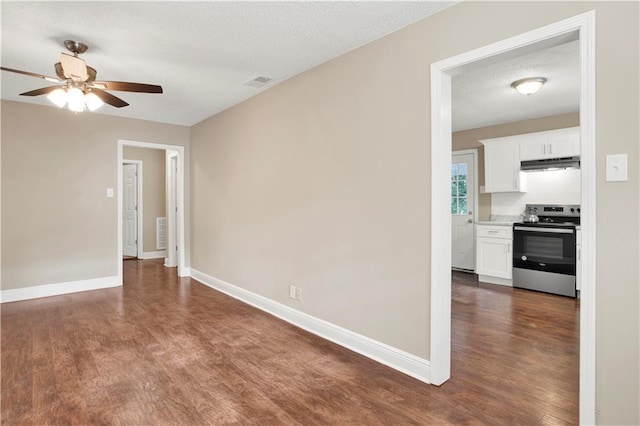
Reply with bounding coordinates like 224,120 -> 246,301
512,225 -> 576,276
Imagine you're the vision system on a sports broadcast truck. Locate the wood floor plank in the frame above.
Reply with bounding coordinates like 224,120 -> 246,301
1,262 -> 578,424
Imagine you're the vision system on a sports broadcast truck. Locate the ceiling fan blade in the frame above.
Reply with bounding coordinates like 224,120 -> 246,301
60,53 -> 88,81
90,88 -> 129,108
91,81 -> 163,93
20,86 -> 63,96
1,66 -> 63,83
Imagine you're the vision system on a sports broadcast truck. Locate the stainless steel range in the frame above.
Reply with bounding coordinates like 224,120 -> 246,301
512,204 -> 580,297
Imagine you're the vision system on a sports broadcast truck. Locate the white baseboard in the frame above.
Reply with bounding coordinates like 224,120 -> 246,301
140,250 -> 166,260
1,276 -> 120,303
190,268 -> 431,384
478,275 -> 513,287
178,267 -> 191,277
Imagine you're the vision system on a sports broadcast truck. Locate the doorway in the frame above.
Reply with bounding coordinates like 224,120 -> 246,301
430,11 -> 596,423
117,140 -> 188,282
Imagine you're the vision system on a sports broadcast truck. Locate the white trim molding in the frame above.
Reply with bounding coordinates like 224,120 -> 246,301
1,276 -> 120,303
191,268 -> 431,383
140,251 -> 167,260
430,10 -> 596,424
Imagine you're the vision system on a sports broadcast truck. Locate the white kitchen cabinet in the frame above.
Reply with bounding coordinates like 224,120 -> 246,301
476,225 -> 513,286
480,138 -> 527,193
519,127 -> 580,161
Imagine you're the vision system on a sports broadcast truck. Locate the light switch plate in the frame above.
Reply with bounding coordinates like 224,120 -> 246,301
106,188 -> 114,198
606,154 -> 628,182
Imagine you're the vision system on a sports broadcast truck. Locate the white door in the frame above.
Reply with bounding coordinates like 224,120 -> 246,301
451,152 -> 475,270
123,163 -> 138,257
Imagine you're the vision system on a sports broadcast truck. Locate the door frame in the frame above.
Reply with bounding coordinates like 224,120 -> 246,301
430,11 -> 596,423
122,159 -> 143,259
451,149 -> 479,272
165,151 -> 178,268
117,140 -> 188,280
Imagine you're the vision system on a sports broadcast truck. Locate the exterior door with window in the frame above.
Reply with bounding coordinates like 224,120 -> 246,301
451,152 -> 475,270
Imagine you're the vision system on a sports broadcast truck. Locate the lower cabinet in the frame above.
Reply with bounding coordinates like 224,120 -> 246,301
476,225 -> 513,286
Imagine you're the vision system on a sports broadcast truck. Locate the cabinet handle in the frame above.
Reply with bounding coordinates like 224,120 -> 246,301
488,230 -> 498,234
578,248 -> 581,260
549,144 -> 553,155
543,144 -> 546,155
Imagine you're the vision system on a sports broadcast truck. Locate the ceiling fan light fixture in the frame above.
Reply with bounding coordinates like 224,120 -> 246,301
84,92 -> 104,111
511,77 -> 547,95
47,88 -> 68,108
67,87 -> 85,112
2,40 -> 163,112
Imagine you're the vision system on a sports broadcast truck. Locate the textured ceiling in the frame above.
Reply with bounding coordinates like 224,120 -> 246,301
452,40 -> 580,132
1,1 -> 457,126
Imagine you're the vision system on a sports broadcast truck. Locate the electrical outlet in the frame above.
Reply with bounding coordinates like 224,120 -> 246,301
295,287 -> 301,301
289,285 -> 296,299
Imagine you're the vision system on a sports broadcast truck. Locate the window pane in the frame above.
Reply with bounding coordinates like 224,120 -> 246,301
458,163 -> 467,178
451,197 -> 457,214
458,180 -> 467,197
451,181 -> 457,196
451,164 -> 458,180
459,197 -> 467,214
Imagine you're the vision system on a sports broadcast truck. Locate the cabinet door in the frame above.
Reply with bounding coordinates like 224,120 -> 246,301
476,237 -> 512,279
548,131 -> 580,158
520,138 -> 547,161
484,140 -> 524,192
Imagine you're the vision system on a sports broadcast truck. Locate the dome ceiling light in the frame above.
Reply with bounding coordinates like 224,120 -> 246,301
511,77 -> 547,95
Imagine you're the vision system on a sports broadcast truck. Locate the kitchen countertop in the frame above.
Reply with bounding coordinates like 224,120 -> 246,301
476,215 -> 521,226
476,221 -> 582,229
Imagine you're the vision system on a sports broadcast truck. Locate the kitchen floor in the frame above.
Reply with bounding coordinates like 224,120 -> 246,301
451,270 -> 580,424
1,261 -> 579,424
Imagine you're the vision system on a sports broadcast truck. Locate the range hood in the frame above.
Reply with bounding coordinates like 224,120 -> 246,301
521,156 -> 580,172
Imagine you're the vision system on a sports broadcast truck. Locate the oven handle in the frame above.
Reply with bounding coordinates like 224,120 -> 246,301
514,226 -> 574,234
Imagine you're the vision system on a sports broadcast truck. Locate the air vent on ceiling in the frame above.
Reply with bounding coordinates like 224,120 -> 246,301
244,76 -> 272,88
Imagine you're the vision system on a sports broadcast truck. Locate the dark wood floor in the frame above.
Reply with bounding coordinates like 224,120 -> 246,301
1,261 -> 579,424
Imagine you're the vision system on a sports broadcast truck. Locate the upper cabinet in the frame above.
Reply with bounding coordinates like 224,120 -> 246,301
481,137 -> 527,193
519,127 -> 580,161
480,127 -> 580,193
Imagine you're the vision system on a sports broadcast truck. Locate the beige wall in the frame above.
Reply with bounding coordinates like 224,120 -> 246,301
1,100 -> 189,289
453,112 -> 580,220
123,146 -> 167,253
190,2 -> 638,424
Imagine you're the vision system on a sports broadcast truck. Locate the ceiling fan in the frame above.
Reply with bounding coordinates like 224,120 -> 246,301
1,40 -> 163,112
